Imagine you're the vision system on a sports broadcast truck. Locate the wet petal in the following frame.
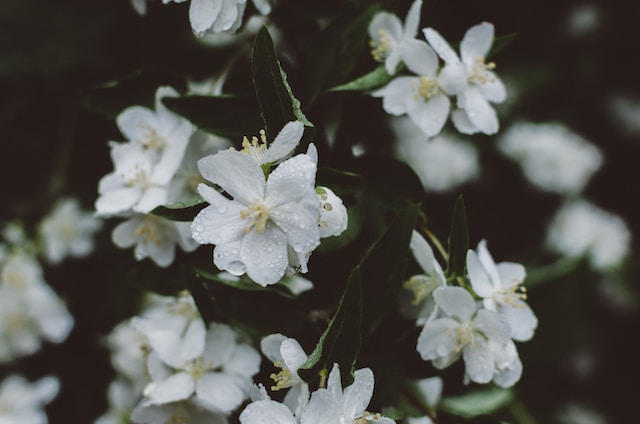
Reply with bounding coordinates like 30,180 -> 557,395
198,150 -> 265,204
240,224 -> 288,286
460,22 -> 494,63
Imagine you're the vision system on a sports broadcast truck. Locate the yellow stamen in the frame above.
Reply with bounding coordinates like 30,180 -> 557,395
468,56 -> 497,85
240,201 -> 270,233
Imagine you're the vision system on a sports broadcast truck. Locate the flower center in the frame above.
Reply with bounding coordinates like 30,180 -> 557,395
134,218 -> 162,247
403,275 -> 439,305
416,76 -> 439,100
452,322 -> 475,352
187,357 -> 214,380
269,359 -> 297,391
240,200 -> 270,233
122,163 -> 150,189
494,283 -> 528,308
370,29 -> 393,62
241,129 -> 268,163
140,125 -> 167,152
468,56 -> 496,85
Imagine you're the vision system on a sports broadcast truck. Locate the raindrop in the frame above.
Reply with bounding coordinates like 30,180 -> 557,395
217,205 -> 228,214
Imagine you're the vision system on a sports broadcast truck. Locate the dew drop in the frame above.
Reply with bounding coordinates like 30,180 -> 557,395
217,205 -> 228,214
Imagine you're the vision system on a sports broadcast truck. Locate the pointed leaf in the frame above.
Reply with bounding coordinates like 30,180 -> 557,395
446,195 -> 469,279
251,26 -> 312,139
330,64 -> 397,92
162,95 -> 263,139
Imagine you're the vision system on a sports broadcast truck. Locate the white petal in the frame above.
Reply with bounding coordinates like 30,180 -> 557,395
343,368 -> 374,420
476,240 -> 501,286
189,0 -> 222,36
372,77 -> 415,116
368,12 -> 402,44
261,121 -> 304,164
198,149 -> 265,204
423,27 -> 460,64
496,262 -> 526,289
201,323 -> 236,366
240,400 -> 297,424
196,372 -> 247,413
466,249 -> 493,298
410,231 -> 437,275
450,109 -> 479,135
213,241 -> 246,276
433,287 -> 476,320
265,154 -> 317,208
403,0 -> 423,38
210,0 -> 242,33
134,185 -> 169,213
225,344 -> 261,378
111,218 -> 139,248
437,62 -> 467,95
116,106 -> 158,142
251,0 -> 271,15
95,187 -> 141,216
260,333 -> 287,363
493,355 -> 522,388
478,73 -> 507,103
498,303 -> 537,342
145,372 -> 195,404
458,87 -> 499,135
400,39 -> 438,77
192,188 -> 246,246
407,92 -> 450,138
240,224 -> 289,286
460,22 -> 494,63
416,317 -> 459,363
462,339 -> 494,383
270,201 -> 320,253
474,309 -> 511,346
280,338 -> 308,371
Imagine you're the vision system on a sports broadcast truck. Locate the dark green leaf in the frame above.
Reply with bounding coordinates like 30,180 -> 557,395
329,64 -> 395,92
441,387 -> 514,418
192,266 -> 301,299
317,167 -> 365,194
150,195 -> 206,222
489,33 -> 517,58
251,26 -> 312,139
302,5 -> 380,103
446,195 -> 469,279
299,266 -> 362,386
162,95 -> 263,139
359,202 -> 420,332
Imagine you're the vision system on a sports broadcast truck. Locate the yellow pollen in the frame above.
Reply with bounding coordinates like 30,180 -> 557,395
403,275 -> 437,305
417,76 -> 439,100
468,56 -> 497,85
168,298 -> 198,318
370,29 -> 392,62
188,357 -> 214,380
134,220 -> 162,246
240,201 -> 270,233
241,129 -> 268,163
495,282 -> 528,307
140,125 -> 167,151
448,322 -> 475,352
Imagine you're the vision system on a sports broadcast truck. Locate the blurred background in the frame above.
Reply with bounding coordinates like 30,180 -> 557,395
1,0 -> 638,422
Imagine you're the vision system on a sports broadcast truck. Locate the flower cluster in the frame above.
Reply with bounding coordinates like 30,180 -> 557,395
371,1 -> 507,138
403,231 -> 537,387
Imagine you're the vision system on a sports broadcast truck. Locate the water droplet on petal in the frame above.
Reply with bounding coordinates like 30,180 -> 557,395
217,205 -> 228,214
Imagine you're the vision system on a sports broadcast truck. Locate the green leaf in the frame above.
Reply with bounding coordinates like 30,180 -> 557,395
317,167 -> 365,194
329,64 -> 395,92
251,26 -> 312,139
162,95 -> 263,139
441,387 -> 515,418
359,202 -> 420,332
150,195 -> 206,222
192,266 -> 300,299
446,195 -> 469,279
489,33 -> 517,58
299,266 -> 363,386
302,5 -> 380,103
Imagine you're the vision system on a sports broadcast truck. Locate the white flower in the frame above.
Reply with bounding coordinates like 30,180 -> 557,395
424,22 -> 507,135
131,399 -> 229,424
399,231 -> 446,325
372,39 -> 452,138
545,200 -> 631,271
497,122 -> 603,194
416,286 -> 513,384
368,0 -> 423,74
168,0 -> 271,37
392,117 -> 479,192
0,375 -> 59,424
94,379 -> 139,424
316,187 -> 348,238
95,86 -> 193,217
191,139 -> 320,286
239,121 -> 304,167
38,197 -> 103,264
260,334 -> 309,417
105,320 -> 150,389
112,214 -> 198,267
466,240 -> 537,342
405,376 -> 442,424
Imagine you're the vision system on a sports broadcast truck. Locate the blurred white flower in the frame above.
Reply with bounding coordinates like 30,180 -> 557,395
497,122 -> 603,194
405,376 -> 442,424
0,375 -> 59,424
609,94 -> 640,135
191,128 -> 321,286
368,0 -> 423,74
416,286 -> 514,385
131,398 -> 229,424
392,117 -> 479,192
467,240 -> 537,342
105,320 -> 150,391
424,22 -> 507,135
94,379 -> 139,424
112,214 -> 197,267
38,197 -> 103,264
546,200 -> 631,271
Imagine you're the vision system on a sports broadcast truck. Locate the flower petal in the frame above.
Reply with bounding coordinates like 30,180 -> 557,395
423,27 -> 460,64
260,333 -> 287,363
403,0 -> 423,39
372,77 -> 415,116
407,92 -> 450,138
198,150 -> 265,204
462,338 -> 494,384
261,121 -> 304,164
451,109 -> 479,135
270,201 -> 320,254
343,367 -> 374,420
240,224 -> 289,286
433,286 -> 476,320
145,372 -> 195,404
189,0 -> 222,36
192,185 -> 246,245
466,249 -> 493,297
416,317 -> 459,363
460,22 -> 494,63
201,323 -> 236,366
240,399 -> 297,424
401,39 -> 438,77
225,344 -> 261,378
196,372 -> 247,413
265,154 -> 317,208
213,241 -> 246,276
458,87 -> 499,135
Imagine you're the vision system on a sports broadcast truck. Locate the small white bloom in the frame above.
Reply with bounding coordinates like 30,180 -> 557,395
112,214 -> 198,267
424,22 -> 506,135
546,200 -> 631,271
372,39 -> 452,138
191,136 -> 320,286
260,334 -> 309,417
131,398 -> 229,424
239,121 -> 304,166
316,186 -> 348,238
0,375 -> 59,424
400,231 -> 446,325
497,122 -> 603,194
416,286 -> 512,384
105,320 -> 150,389
94,379 -> 139,424
392,117 -> 479,192
466,240 -> 537,342
368,0 -> 423,74
38,197 -> 103,264
405,376 -> 442,424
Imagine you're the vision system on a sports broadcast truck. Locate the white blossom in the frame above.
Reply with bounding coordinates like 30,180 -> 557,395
424,22 -> 507,135
391,117 -> 479,192
191,127 -> 321,286
38,197 -> 103,264
416,286 -> 514,384
405,376 -> 442,424
239,121 -> 304,166
368,0 -> 423,74
372,39 -> 453,138
94,379 -> 139,424
497,122 -> 603,194
131,399 -> 229,424
316,186 -> 348,238
0,375 -> 59,424
466,240 -> 537,342
546,200 -> 631,271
